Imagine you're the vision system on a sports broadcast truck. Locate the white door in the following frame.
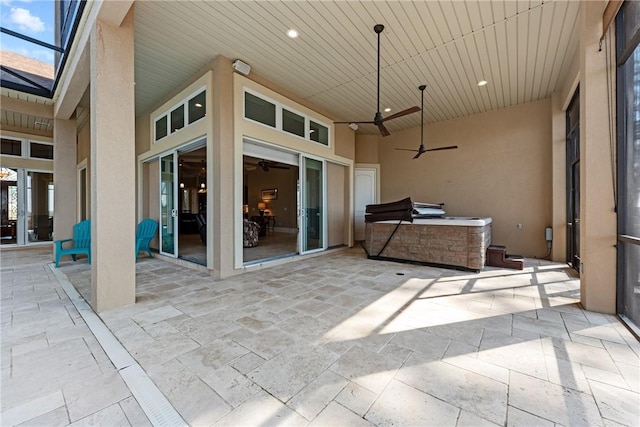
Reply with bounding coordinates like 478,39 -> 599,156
354,168 -> 377,241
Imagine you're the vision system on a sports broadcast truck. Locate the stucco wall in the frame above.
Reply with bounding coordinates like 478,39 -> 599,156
327,162 -> 346,247
354,134 -> 380,164
363,98 -> 552,257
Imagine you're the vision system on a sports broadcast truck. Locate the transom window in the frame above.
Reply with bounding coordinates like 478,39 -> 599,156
154,88 -> 206,142
243,89 -> 331,146
1,137 -> 53,160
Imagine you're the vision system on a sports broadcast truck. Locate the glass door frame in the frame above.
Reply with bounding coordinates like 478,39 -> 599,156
1,167 -> 54,246
159,151 -> 178,258
156,138 -> 208,260
566,89 -> 580,271
299,154 -> 326,255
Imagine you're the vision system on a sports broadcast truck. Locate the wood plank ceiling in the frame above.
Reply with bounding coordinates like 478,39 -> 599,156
133,0 -> 580,135
1,1 -> 581,136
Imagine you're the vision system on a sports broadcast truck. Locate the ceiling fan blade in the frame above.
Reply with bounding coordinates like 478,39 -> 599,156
377,123 -> 390,137
395,148 -> 419,152
424,145 -> 458,152
413,151 -> 423,159
382,106 -> 421,122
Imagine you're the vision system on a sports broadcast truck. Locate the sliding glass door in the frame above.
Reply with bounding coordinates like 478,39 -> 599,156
160,153 -> 177,257
300,156 -> 324,253
0,168 -> 53,245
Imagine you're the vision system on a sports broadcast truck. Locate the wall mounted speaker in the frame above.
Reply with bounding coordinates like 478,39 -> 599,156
232,59 -> 251,75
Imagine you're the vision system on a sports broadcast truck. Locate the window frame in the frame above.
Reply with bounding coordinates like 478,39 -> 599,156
28,141 -> 54,160
242,88 -> 332,148
0,137 -> 53,161
153,87 -> 207,143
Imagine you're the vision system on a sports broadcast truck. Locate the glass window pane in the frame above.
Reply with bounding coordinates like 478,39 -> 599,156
27,172 -> 54,242
188,90 -> 206,124
621,48 -> 640,239
30,142 -> 53,159
282,109 -> 305,137
244,92 -> 276,127
310,121 -> 329,145
1,138 -> 22,156
155,116 -> 168,141
171,105 -> 185,133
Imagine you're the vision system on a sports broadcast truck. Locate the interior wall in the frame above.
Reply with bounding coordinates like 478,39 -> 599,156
327,162 -> 346,247
370,98 -> 552,257
245,166 -> 298,228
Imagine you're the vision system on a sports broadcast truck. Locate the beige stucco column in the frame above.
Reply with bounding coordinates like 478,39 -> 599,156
210,55 -> 235,278
89,9 -> 136,312
53,117 -> 77,243
579,0 -> 617,314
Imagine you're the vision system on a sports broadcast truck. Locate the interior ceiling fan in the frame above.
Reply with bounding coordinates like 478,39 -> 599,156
334,24 -> 420,137
257,159 -> 290,172
395,85 -> 458,159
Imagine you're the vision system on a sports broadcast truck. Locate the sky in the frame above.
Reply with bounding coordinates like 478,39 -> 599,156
0,0 -> 56,64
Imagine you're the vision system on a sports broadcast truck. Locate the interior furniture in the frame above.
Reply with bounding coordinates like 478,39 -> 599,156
250,215 -> 268,237
486,245 -> 524,270
34,215 -> 53,241
195,213 -> 206,244
1,221 -> 16,240
54,220 -> 91,267
179,212 -> 198,234
136,219 -> 159,259
243,219 -> 260,247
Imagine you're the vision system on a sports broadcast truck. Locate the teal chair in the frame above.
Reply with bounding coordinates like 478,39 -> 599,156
136,219 -> 158,259
54,220 -> 91,267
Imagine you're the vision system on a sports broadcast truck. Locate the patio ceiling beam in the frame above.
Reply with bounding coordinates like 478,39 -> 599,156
1,95 -> 54,118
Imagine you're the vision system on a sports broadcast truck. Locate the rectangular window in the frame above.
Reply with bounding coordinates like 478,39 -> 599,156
282,109 -> 305,137
310,121 -> 329,145
155,116 -> 168,141
30,142 -> 53,160
245,92 -> 276,127
1,138 -> 22,156
171,105 -> 185,133
188,90 -> 206,124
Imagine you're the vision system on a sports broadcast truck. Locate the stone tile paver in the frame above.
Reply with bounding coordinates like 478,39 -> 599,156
4,246 -> 639,427
1,247 -> 149,426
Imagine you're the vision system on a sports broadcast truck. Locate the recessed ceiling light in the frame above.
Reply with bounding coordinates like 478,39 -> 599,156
195,103 -> 202,108
477,80 -> 488,86
384,107 -> 391,112
287,29 -> 299,38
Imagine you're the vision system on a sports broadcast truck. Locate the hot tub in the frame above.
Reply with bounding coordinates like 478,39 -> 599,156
364,217 -> 492,272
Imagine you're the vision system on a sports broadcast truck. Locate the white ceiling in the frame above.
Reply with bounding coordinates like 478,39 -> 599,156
133,0 -> 580,135
0,1 -> 581,137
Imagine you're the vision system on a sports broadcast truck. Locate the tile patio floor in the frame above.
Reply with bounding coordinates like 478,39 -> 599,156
2,246 -> 639,426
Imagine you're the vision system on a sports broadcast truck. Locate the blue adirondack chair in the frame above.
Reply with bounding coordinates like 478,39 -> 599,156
136,219 -> 159,259
54,220 -> 91,267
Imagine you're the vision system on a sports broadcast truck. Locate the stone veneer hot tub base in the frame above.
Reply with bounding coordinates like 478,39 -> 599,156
364,217 -> 492,272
